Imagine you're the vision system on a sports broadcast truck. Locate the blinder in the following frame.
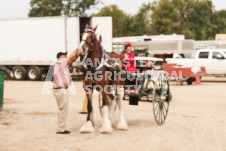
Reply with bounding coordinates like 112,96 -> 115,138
84,28 -> 96,43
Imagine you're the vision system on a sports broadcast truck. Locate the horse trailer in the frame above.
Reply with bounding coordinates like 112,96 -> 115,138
113,40 -> 195,59
0,16 -> 112,80
194,40 -> 226,50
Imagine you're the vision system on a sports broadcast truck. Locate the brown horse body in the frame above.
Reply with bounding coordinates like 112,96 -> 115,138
79,25 -> 128,133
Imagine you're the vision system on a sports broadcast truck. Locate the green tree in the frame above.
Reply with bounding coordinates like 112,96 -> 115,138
151,0 -> 181,35
150,0 -> 216,40
130,3 -> 152,36
185,0 -> 215,40
63,0 -> 100,16
93,3 -> 152,37
92,5 -> 128,37
29,0 -> 63,17
211,10 -> 226,34
29,0 -> 100,17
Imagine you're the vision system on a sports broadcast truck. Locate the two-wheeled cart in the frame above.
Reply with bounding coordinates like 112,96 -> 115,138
99,57 -> 172,125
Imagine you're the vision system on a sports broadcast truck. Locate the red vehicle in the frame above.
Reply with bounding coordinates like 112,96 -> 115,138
163,63 -> 206,85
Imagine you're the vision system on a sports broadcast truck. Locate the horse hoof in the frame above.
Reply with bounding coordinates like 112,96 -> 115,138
99,126 -> 113,134
109,118 -> 116,127
79,121 -> 95,133
116,121 -> 128,131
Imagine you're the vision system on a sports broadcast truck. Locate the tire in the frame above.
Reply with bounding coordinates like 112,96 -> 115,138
27,66 -> 41,81
186,78 -> 193,85
13,66 -> 26,80
177,80 -> 183,85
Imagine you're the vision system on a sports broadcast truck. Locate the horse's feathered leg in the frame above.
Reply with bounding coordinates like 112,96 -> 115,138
80,91 -> 94,133
116,86 -> 128,130
108,91 -> 116,127
87,93 -> 94,125
99,92 -> 112,133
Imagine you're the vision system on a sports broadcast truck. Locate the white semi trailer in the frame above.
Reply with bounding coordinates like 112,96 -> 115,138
0,16 -> 112,80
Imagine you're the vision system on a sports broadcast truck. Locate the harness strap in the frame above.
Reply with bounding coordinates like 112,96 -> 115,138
81,40 -> 119,73
84,29 -> 94,33
81,39 -> 89,45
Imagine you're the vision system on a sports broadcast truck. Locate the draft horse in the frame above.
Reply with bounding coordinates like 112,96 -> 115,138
78,24 -> 128,133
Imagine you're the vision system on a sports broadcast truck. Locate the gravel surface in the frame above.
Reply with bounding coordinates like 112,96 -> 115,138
0,77 -> 226,151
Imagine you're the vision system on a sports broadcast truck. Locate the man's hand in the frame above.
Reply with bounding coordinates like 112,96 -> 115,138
78,51 -> 88,56
67,48 -> 80,65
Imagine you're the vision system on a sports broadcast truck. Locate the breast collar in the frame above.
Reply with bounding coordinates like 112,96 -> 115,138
81,44 -> 119,73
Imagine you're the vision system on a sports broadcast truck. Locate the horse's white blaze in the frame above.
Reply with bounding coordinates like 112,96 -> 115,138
116,87 -> 128,130
79,121 -> 94,133
108,96 -> 116,127
79,33 -> 89,52
99,106 -> 112,133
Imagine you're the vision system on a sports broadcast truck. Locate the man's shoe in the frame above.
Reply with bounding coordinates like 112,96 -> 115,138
56,130 -> 71,134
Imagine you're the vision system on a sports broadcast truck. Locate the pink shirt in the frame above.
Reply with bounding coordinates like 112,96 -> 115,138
53,58 -> 71,88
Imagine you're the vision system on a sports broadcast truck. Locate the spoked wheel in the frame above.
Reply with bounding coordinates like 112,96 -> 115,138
143,76 -> 155,102
153,72 -> 170,125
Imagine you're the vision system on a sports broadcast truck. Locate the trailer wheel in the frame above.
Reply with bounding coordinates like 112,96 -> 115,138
27,66 -> 41,80
186,78 -> 193,85
13,66 -> 26,80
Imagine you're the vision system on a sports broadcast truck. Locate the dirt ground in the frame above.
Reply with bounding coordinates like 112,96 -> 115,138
0,77 -> 226,151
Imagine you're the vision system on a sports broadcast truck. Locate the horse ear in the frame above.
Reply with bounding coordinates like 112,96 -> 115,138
85,24 -> 89,29
93,25 -> 98,31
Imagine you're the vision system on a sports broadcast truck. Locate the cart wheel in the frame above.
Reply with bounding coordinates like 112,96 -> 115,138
99,88 -> 118,116
153,72 -> 170,125
144,78 -> 154,102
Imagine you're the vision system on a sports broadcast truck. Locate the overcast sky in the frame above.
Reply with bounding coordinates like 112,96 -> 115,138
0,0 -> 225,19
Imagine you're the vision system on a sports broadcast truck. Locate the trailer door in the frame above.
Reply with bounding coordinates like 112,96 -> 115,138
91,17 -> 112,52
66,17 -> 80,55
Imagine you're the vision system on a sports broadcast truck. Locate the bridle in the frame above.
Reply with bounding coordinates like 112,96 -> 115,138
81,28 -> 97,50
80,28 -> 121,77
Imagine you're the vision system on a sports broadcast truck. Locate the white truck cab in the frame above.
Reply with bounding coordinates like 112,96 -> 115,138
195,49 -> 226,75
166,49 -> 226,76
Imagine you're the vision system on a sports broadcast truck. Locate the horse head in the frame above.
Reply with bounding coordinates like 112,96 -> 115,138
79,24 -> 98,55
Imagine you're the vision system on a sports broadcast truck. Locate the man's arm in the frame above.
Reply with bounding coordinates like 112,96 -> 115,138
67,48 -> 80,65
